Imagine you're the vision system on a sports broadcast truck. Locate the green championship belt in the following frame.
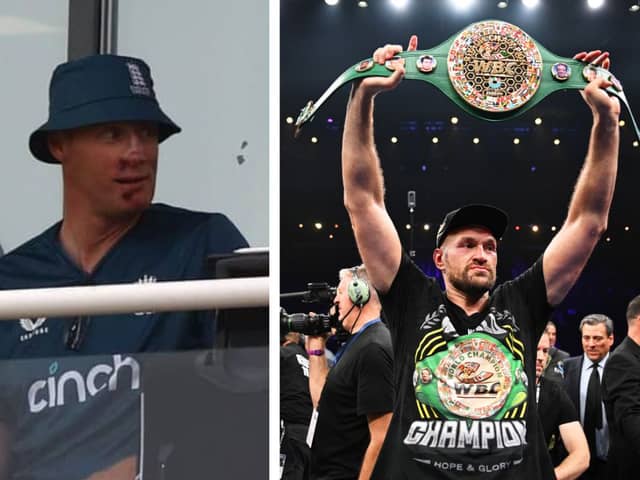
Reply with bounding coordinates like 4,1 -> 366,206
295,19 -> 639,141
413,333 -> 528,421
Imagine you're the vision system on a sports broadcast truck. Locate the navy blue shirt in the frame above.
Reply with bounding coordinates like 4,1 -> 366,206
0,203 -> 247,479
0,203 -> 248,358
0,354 -> 142,480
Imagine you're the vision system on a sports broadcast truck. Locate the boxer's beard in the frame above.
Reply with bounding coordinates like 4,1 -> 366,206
447,265 -> 495,299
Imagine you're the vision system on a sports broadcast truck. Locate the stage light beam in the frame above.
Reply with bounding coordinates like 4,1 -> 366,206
587,0 -> 605,9
450,0 -> 475,11
390,0 -> 410,9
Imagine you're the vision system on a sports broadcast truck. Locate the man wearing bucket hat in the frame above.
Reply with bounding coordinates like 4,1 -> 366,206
340,36 -> 620,479
0,53 -> 247,356
0,54 -> 248,479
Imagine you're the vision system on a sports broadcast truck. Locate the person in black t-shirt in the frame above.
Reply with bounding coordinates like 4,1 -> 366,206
306,266 -> 393,480
340,35 -> 619,479
536,332 -> 589,479
280,332 -> 313,480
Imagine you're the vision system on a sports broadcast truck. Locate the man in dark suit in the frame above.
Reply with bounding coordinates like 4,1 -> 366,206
602,294 -> 640,479
563,314 -> 614,479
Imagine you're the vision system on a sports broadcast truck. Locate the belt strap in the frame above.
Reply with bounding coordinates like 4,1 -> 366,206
295,19 -> 638,142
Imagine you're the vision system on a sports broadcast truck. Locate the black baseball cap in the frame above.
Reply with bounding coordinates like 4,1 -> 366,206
435,204 -> 508,247
29,54 -> 181,164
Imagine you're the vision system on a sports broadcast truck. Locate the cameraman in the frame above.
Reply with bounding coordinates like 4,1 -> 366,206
306,266 -> 393,480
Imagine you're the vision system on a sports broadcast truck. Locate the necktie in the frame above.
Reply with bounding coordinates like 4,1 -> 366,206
584,362 -> 602,454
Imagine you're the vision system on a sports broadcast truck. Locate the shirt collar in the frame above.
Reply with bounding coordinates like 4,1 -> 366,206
582,352 -> 610,369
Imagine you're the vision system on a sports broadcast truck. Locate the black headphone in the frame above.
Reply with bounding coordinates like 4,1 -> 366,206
347,267 -> 370,306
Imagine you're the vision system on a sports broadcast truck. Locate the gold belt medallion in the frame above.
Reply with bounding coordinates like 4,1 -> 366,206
447,20 -> 543,112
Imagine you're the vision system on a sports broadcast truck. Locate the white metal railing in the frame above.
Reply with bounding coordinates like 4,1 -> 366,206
0,277 -> 269,320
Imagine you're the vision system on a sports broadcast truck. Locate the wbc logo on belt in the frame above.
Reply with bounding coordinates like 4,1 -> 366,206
436,336 -> 513,419
447,20 -> 543,112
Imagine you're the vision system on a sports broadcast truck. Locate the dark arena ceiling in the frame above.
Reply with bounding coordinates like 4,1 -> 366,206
280,0 -> 640,352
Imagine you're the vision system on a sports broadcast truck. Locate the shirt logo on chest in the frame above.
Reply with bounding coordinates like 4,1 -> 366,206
435,337 -> 512,419
19,317 -> 49,342
134,274 -> 157,316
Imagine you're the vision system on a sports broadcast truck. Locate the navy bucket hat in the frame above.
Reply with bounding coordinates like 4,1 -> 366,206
29,54 -> 181,164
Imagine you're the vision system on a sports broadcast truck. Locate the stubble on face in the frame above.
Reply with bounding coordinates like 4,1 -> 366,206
442,241 -> 497,299
58,123 -> 159,221
447,263 -> 495,298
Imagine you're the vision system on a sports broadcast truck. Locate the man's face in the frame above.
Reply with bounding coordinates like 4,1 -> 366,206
536,333 -> 551,381
556,64 -> 567,78
51,121 -> 159,219
434,226 -> 498,297
581,323 -> 613,362
334,276 -> 356,330
585,67 -> 598,82
545,323 -> 557,346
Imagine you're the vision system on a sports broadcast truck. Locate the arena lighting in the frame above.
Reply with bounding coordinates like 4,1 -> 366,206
450,116 -> 459,124
534,117 -> 542,125
513,138 -> 520,145
432,136 -> 439,143
633,140 -> 639,147
554,138 -> 560,145
390,0 -> 410,9
619,120 -> 626,127
285,116 -> 294,124
551,226 -> 557,231
405,224 -> 412,230
625,226 -> 630,231
587,0 -> 605,9
450,0 -> 475,10
631,2 -> 640,12
358,0 -> 368,7
324,0 -> 339,6
522,0 -> 539,8
473,137 -> 480,144
423,224 -> 430,230
497,1 -> 509,8
391,136 -> 398,143
298,223 -> 304,229
329,234 -> 334,239
311,136 -> 318,143
314,222 -> 323,230
531,225 -> 539,232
